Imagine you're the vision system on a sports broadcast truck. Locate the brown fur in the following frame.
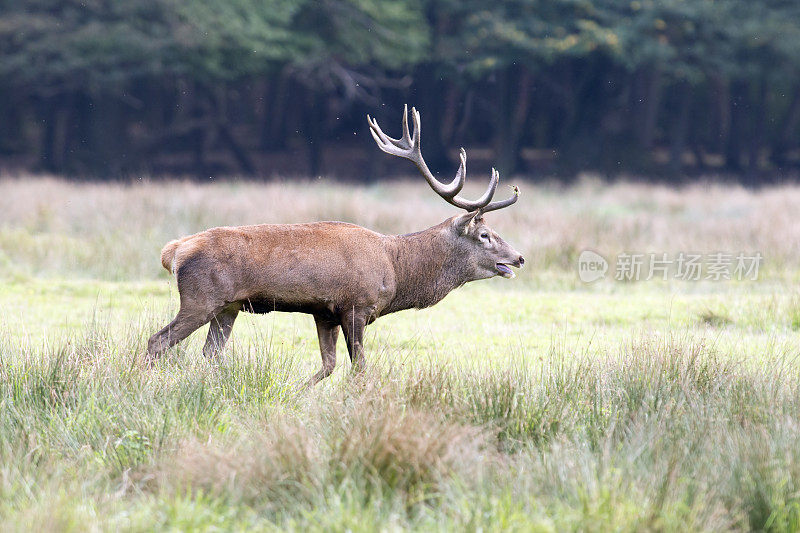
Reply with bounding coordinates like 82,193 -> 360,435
146,214 -> 523,384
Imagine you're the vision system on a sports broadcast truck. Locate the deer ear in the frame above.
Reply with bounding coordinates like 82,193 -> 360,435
452,210 -> 482,234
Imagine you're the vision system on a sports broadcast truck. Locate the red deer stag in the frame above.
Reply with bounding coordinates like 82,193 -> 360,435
147,106 -> 524,384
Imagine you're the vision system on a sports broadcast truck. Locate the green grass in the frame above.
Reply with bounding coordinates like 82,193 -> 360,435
2,177 -> 800,531
2,276 -> 800,530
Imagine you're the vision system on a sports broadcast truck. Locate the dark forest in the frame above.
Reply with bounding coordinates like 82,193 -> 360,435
2,0 -> 799,183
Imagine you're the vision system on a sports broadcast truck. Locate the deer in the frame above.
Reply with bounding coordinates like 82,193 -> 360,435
146,106 -> 524,385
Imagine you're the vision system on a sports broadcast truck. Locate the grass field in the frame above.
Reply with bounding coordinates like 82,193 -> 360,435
2,176 -> 800,531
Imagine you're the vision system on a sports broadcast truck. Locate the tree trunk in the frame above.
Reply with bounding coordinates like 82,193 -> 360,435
40,97 -> 60,172
262,70 -> 291,150
0,88 -> 25,156
79,91 -> 130,178
257,77 -> 272,150
494,66 -> 532,177
709,75 -> 729,156
207,86 -> 256,175
744,79 -> 767,186
725,80 -> 749,171
772,83 -> 800,169
439,82 -> 460,146
640,66 -> 662,150
412,64 -> 450,175
218,123 -> 256,175
303,87 -> 326,177
669,81 -> 691,176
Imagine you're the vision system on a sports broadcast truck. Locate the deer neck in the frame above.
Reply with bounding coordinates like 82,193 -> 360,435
385,221 -> 468,313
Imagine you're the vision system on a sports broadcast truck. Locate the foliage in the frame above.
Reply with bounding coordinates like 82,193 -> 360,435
0,0 -> 427,88
1,0 -> 800,176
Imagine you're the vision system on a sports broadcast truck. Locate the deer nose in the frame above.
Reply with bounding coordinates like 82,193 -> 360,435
518,256 -> 525,266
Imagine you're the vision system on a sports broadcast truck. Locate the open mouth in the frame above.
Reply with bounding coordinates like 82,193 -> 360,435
495,263 -> 516,279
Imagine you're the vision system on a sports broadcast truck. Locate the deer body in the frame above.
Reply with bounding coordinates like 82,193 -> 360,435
163,222 -> 396,317
147,106 -> 524,384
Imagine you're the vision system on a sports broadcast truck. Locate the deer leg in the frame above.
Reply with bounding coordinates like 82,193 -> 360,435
340,309 -> 367,374
306,315 -> 340,386
146,306 -> 216,361
202,304 -> 240,358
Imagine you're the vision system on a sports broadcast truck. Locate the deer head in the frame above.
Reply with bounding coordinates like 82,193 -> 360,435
367,105 -> 524,281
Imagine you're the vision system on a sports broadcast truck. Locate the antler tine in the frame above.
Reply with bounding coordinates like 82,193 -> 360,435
450,165 -> 499,211
368,105 -> 411,152
480,180 -> 521,213
401,103 -> 412,147
368,118 -> 401,157
367,106 -> 464,198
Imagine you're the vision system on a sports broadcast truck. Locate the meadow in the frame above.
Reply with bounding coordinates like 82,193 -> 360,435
1,176 -> 800,531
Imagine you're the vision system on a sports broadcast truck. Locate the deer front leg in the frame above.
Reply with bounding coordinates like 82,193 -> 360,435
340,308 -> 367,374
306,315 -> 340,386
202,304 -> 240,358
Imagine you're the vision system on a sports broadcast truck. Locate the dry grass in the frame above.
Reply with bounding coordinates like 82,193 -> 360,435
2,175 -> 800,279
160,389 -> 489,510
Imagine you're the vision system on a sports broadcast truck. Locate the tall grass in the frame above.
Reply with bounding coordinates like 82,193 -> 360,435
1,319 -> 800,530
3,175 -> 800,530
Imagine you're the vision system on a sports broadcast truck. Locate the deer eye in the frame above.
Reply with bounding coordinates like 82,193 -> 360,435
480,232 -> 490,241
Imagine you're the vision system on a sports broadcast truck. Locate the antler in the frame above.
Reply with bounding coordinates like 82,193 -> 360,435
367,105 -> 519,213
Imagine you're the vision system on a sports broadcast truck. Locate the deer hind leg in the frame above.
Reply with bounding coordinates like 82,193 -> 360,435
146,292 -> 224,361
202,303 -> 241,358
340,309 -> 367,374
146,304 -> 216,361
147,251 -> 233,362
306,315 -> 340,386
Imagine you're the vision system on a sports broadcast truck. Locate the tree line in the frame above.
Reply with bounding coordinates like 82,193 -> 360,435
1,0 -> 799,183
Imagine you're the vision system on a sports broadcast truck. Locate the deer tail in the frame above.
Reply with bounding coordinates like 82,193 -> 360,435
160,239 -> 182,275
